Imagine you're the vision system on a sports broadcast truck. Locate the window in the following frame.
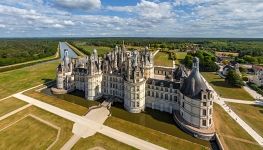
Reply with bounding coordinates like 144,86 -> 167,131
203,102 -> 207,106
152,91 -> 154,97
182,102 -> 185,108
209,118 -> 212,125
203,95 -> 207,99
202,120 -> 206,126
147,91 -> 150,96
156,93 -> 159,98
174,96 -> 177,102
165,94 -> 168,100
161,93 -> 163,99
209,109 -> 212,115
210,101 -> 212,105
137,94 -> 139,99
203,109 -> 207,116
137,101 -> 140,107
161,87 -> 163,91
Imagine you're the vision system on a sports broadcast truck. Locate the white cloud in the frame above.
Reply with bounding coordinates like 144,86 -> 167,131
54,0 -> 101,10
52,23 -> 64,28
107,0 -> 175,20
0,24 -> 5,28
63,20 -> 75,25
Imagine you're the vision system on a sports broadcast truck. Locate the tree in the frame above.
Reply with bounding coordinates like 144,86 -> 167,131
225,70 -> 244,87
182,55 -> 193,68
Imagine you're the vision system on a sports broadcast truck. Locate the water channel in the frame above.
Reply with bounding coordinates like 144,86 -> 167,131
59,42 -> 78,60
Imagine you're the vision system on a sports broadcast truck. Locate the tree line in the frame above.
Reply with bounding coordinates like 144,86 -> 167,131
0,40 -> 58,66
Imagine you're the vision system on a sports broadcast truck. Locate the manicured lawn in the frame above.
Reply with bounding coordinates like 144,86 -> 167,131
73,133 -> 136,150
0,106 -> 74,149
0,116 -> 57,149
201,72 -> 254,101
0,97 -> 27,117
213,104 -> 262,150
154,52 -> 173,67
0,61 -> 59,99
104,117 -> 208,150
227,103 -> 263,137
24,90 -> 88,116
175,52 -> 187,60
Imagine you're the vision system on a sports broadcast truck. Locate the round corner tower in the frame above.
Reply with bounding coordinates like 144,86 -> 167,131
124,51 -> 146,113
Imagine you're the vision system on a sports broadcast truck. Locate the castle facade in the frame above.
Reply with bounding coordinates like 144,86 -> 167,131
53,44 -> 215,140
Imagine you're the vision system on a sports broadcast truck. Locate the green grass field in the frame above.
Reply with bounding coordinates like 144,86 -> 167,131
213,104 -> 262,150
0,97 -> 27,117
0,61 -> 59,99
104,117 -> 208,150
0,116 -> 57,149
73,133 -> 136,150
227,103 -> 263,137
74,42 -> 112,56
175,52 -> 187,60
24,90 -> 88,116
154,52 -> 173,67
201,72 -> 254,100
0,106 -> 74,149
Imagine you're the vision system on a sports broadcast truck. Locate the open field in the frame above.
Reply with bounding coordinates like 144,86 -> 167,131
201,72 -> 254,100
73,133 -> 136,150
215,51 -> 239,57
104,116 -> 208,150
227,103 -> 263,137
0,61 -> 59,99
213,104 -> 262,150
0,115 -> 58,149
175,52 -> 187,60
0,97 -> 27,117
0,106 -> 74,149
24,90 -> 88,116
154,52 -> 173,67
0,46 -> 59,73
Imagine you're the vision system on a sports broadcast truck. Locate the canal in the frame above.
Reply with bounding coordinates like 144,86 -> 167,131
59,42 -> 78,59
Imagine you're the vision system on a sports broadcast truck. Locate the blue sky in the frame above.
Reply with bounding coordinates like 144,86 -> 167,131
0,0 -> 262,37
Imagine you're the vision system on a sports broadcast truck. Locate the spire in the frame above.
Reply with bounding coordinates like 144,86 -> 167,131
192,57 -> 199,72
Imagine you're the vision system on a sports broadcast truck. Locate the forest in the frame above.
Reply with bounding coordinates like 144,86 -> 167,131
1,38 -> 263,67
0,39 -> 58,66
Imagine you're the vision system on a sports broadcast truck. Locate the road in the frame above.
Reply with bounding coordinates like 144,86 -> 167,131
201,75 -> 263,146
13,93 -> 166,150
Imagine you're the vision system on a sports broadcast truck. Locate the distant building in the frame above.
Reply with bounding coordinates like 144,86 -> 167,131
53,43 -> 215,140
249,65 -> 263,86
222,62 -> 240,76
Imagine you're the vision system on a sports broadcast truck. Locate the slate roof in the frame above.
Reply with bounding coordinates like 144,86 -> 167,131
174,65 -> 188,80
146,78 -> 180,89
180,57 -> 208,99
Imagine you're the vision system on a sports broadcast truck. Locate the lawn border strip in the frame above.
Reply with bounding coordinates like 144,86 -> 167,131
0,104 -> 32,121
